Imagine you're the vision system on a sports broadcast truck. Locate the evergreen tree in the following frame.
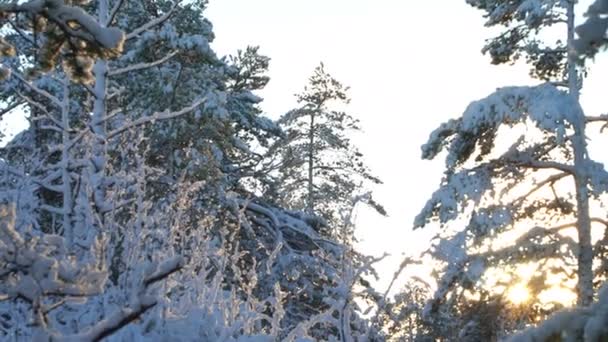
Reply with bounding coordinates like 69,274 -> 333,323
414,5 -> 608,340
267,63 -> 385,240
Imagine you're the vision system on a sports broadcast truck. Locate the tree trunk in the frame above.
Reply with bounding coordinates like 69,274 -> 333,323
568,0 -> 594,307
90,0 -> 109,223
307,109 -> 315,214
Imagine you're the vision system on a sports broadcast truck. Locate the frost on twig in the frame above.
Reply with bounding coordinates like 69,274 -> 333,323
0,203 -> 106,333
0,204 -> 183,341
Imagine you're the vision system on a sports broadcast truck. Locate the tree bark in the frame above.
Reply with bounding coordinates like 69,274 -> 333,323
90,0 -> 110,223
568,0 -> 594,307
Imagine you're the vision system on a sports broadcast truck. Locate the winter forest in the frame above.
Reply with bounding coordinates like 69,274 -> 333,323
3,0 -> 608,341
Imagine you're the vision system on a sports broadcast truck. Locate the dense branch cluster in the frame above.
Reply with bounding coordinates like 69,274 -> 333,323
0,1 -> 386,340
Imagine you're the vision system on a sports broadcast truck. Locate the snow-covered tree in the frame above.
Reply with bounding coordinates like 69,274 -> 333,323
415,82 -> 607,306
413,8 -> 608,341
0,1 -> 388,340
0,0 -> 210,338
266,63 -> 385,240
376,277 -> 432,341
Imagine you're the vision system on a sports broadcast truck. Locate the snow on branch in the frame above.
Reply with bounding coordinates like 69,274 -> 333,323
125,2 -> 179,40
414,166 -> 493,228
0,203 -> 184,341
466,0 -> 567,28
239,199 -> 324,252
421,84 -> 583,169
7,68 -> 63,107
108,51 -> 178,76
0,0 -> 124,51
0,204 -> 107,321
0,1 -> 125,82
107,96 -> 207,138
59,257 -> 184,342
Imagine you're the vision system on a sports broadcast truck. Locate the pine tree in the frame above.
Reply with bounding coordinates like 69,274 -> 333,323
267,63 -> 385,240
416,3 -> 606,334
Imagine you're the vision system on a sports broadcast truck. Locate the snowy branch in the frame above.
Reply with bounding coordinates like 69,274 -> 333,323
125,2 -> 179,40
60,257 -> 184,342
0,0 -> 124,50
108,51 -> 178,76
107,96 -> 207,138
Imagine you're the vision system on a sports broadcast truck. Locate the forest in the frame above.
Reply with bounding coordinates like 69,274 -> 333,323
1,0 -> 608,341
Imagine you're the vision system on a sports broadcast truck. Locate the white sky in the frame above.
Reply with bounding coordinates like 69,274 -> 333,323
205,0 -> 608,291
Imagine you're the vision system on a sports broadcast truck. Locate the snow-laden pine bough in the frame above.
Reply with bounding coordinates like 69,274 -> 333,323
0,0 -> 125,82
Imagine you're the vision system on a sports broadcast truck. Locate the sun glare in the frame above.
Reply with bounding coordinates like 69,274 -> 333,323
507,283 -> 530,305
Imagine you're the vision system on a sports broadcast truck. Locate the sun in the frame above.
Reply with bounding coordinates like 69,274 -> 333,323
507,283 -> 530,305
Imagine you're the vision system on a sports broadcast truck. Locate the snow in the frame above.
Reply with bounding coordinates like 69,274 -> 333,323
0,204 -> 107,305
466,0 -> 566,28
422,84 -> 582,168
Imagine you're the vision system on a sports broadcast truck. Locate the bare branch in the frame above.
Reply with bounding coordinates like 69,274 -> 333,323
509,158 -> 576,174
512,172 -> 570,205
586,114 -> 608,123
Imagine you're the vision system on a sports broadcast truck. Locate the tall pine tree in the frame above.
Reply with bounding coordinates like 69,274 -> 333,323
267,63 -> 385,241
